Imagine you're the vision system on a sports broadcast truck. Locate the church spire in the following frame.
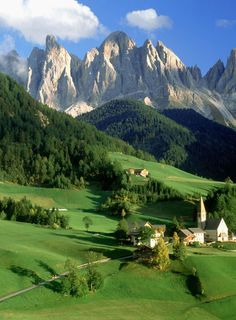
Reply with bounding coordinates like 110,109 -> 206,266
197,197 -> 207,229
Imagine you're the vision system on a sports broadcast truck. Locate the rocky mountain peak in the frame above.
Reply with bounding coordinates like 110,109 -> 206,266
100,31 -> 136,57
156,40 -> 185,71
204,59 -> 225,90
46,35 -> 60,51
188,65 -> 202,82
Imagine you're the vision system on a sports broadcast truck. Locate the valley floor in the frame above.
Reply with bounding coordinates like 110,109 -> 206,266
0,182 -> 235,319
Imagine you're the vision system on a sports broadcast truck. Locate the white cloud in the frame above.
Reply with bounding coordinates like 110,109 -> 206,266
0,0 -> 105,45
126,9 -> 172,31
216,19 -> 236,28
0,35 -> 15,54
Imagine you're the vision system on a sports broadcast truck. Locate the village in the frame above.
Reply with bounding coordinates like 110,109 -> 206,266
128,196 -> 234,249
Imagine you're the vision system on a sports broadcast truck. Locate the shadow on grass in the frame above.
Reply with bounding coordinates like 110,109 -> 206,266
186,274 -> 204,298
10,265 -> 44,285
36,260 -> 58,276
9,264 -> 63,293
52,232 -> 116,247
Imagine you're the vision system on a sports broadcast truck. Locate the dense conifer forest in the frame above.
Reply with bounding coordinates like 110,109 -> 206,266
0,74 -> 152,188
81,99 -> 236,181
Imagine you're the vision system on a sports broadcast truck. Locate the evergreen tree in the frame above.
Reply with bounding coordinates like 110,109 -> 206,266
115,218 -> 129,242
152,238 -> 170,271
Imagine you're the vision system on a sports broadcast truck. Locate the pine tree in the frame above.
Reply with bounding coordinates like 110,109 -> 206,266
152,238 -> 170,271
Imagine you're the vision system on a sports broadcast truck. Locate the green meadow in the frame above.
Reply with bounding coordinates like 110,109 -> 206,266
110,152 -> 225,195
0,161 -> 235,319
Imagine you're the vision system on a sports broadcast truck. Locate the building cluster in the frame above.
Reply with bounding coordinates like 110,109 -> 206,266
179,197 -> 228,244
128,197 -> 230,249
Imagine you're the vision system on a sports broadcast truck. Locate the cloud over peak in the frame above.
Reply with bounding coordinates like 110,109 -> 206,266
0,0 -> 105,45
126,9 -> 172,31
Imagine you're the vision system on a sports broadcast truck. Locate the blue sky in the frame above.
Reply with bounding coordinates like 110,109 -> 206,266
0,0 -> 235,74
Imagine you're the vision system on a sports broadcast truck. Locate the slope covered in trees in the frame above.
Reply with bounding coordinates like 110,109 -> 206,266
0,73 -> 151,188
81,99 -> 236,181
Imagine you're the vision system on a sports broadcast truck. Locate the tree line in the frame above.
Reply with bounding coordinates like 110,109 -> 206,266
0,197 -> 69,228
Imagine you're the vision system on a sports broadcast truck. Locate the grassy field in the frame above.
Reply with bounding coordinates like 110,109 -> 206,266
110,152 -> 226,195
1,249 -> 236,320
0,182 -> 117,232
0,180 -> 235,319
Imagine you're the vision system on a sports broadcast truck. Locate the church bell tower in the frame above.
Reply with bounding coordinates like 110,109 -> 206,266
197,197 -> 206,229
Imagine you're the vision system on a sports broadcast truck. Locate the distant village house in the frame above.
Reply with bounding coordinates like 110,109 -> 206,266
129,221 -> 166,249
127,168 -> 149,178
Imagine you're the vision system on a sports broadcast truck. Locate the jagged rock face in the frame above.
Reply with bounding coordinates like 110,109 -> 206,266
0,50 -> 27,85
1,31 -> 236,125
203,60 -> 225,90
188,65 -> 202,83
27,35 -> 78,110
217,50 -> 236,94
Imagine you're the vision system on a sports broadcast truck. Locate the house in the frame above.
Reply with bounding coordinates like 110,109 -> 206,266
127,168 -> 149,178
128,221 -> 166,249
188,228 -> 205,244
179,228 -> 204,244
179,229 -> 195,245
205,218 -> 228,242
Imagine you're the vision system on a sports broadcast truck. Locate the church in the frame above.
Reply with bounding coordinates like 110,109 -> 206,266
179,197 -> 229,244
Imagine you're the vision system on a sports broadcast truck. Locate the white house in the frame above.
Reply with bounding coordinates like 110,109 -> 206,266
179,228 -> 204,244
205,218 -> 228,242
129,221 -> 166,249
188,228 -> 205,244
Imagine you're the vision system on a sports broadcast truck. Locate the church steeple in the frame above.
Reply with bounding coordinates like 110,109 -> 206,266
197,197 -> 206,229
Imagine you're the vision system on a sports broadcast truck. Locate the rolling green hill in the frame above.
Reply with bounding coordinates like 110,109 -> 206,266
110,152 -> 225,196
81,99 -> 236,181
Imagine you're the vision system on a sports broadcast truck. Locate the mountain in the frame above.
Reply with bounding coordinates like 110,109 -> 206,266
81,99 -> 236,181
1,32 -> 236,125
0,73 -> 149,188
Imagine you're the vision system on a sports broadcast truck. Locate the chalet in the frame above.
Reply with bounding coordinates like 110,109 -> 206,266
179,229 -> 195,244
179,228 -> 204,244
188,228 -> 205,244
127,168 -> 149,178
129,221 -> 166,249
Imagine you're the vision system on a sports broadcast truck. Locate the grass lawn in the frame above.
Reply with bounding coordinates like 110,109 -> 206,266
110,152 -> 226,195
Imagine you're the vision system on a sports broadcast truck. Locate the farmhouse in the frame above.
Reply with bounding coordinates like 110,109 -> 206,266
127,168 -> 149,178
179,197 -> 229,244
179,228 -> 204,244
129,221 -> 166,249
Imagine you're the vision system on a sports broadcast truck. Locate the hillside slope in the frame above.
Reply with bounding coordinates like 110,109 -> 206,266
81,99 -> 236,181
0,74 -> 148,187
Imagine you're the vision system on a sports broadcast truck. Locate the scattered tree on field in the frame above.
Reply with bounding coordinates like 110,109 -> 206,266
82,216 -> 93,231
115,218 -> 129,242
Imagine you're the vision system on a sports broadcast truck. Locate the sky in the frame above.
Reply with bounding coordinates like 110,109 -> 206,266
0,0 -> 235,74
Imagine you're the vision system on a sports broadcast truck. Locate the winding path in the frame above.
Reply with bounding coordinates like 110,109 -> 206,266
0,256 -> 132,304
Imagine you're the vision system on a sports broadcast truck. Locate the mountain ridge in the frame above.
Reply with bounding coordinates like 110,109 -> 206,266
1,31 -> 236,125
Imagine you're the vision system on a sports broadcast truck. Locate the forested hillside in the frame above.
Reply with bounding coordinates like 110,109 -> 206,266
81,99 -> 236,181
0,74 -> 151,188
